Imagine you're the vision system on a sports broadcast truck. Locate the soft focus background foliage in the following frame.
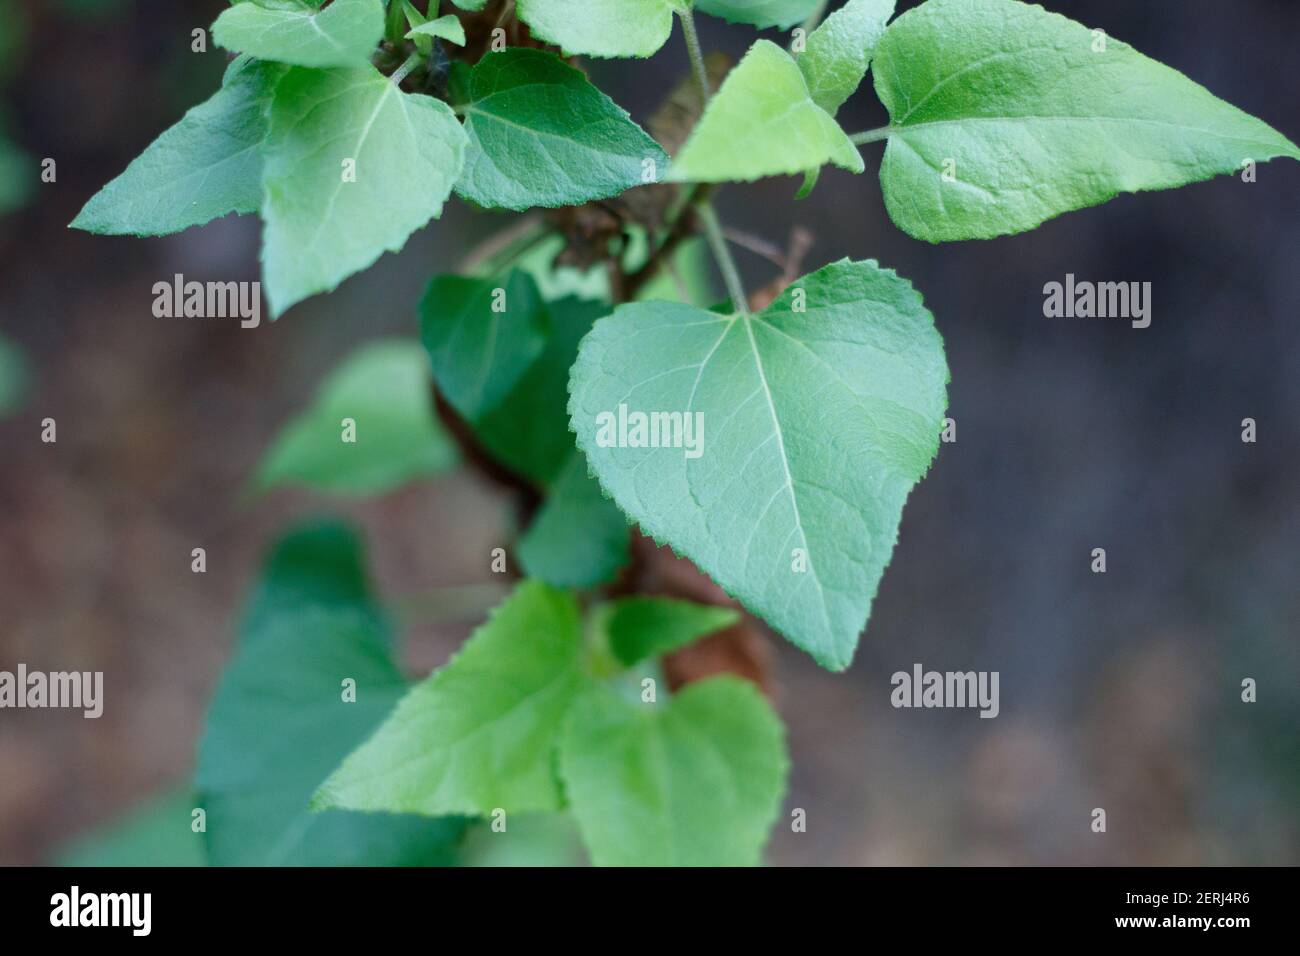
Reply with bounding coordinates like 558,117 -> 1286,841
0,0 -> 1297,864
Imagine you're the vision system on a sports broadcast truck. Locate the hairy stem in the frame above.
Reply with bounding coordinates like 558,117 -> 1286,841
389,52 -> 422,86
678,8 -> 712,105
849,125 -> 893,145
698,202 -> 749,317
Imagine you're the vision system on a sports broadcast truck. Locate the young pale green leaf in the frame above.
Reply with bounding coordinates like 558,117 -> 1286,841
212,0 -> 383,69
314,581 -> 589,816
261,66 -> 467,316
670,40 -> 863,183
605,596 -> 739,666
569,259 -> 948,670
255,339 -> 457,496
797,0 -> 894,116
456,49 -> 668,210
399,0 -> 432,54
196,522 -> 467,866
419,270 -> 549,421
518,452 -> 630,588
560,676 -> 788,866
406,14 -> 466,46
871,0 -> 1300,242
696,0 -> 819,30
515,0 -> 681,59
70,57 -> 283,236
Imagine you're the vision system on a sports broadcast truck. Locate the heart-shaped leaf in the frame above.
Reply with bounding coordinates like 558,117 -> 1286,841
569,259 -> 948,670
870,0 -> 1300,241
560,676 -> 788,866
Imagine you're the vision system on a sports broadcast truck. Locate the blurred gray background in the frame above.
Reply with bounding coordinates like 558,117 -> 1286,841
0,0 -> 1296,864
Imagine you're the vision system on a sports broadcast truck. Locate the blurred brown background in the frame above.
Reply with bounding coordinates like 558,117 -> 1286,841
0,0 -> 1297,865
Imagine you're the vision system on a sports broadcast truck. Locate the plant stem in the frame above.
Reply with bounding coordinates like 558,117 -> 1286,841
678,8 -> 712,105
389,52 -> 421,86
698,202 -> 749,317
849,125 -> 893,145
800,0 -> 830,35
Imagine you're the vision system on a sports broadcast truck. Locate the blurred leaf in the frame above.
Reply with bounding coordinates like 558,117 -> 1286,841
0,332 -> 29,416
196,522 -> 468,865
518,452 -> 630,588
457,813 -> 587,867
55,789 -> 206,867
257,339 -> 457,496
697,0 -> 820,29
420,270 -> 548,421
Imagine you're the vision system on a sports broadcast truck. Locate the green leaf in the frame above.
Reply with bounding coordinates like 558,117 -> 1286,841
515,0 -> 680,59
196,522 -> 468,865
456,48 -> 668,210
458,813 -> 587,867
261,66 -> 466,317
670,39 -> 863,183
406,13 -> 465,46
422,279 -> 606,485
419,270 -> 548,421
518,452 -> 630,588
696,0 -> 819,30
605,596 -> 739,666
560,676 -> 788,866
569,259 -> 948,670
55,789 -> 206,867
314,581 -> 589,816
70,57 -> 283,236
241,522 -> 383,634
468,293 -> 603,483
212,0 -> 383,68
0,331 -> 28,417
0,130 -> 32,215
797,0 -> 894,116
871,0 -> 1300,242
256,339 -> 457,496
